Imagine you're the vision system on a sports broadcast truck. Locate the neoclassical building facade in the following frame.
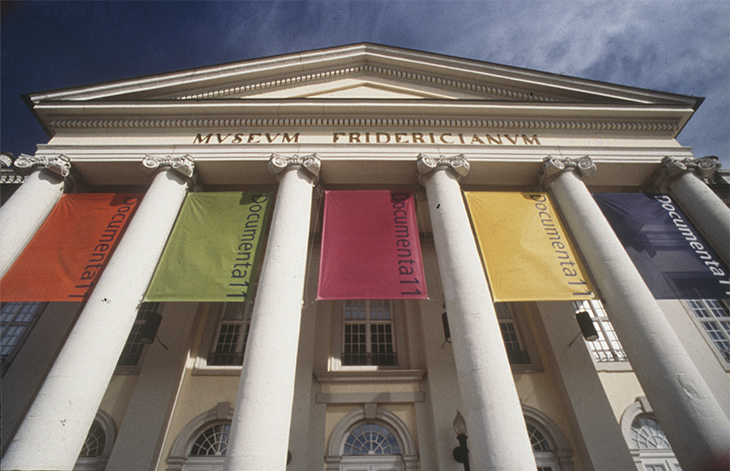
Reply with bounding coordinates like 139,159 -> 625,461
1,44 -> 728,471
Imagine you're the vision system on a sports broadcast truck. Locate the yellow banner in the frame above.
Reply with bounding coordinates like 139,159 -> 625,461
464,192 -> 596,302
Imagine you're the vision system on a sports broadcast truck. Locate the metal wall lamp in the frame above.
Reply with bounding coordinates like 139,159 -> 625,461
139,311 -> 162,344
452,410 -> 471,471
575,310 -> 599,341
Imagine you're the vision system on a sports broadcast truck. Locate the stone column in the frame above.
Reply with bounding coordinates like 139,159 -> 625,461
104,303 -> 198,471
224,154 -> 319,471
647,156 -> 730,264
535,301 -> 637,470
0,154 -> 71,277
1,155 -> 194,471
542,156 -> 730,471
417,154 -> 537,470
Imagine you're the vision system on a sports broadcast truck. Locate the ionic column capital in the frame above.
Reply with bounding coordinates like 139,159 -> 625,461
539,156 -> 596,189
141,155 -> 195,179
13,154 -> 71,179
645,156 -> 720,193
269,153 -> 321,184
417,154 -> 469,185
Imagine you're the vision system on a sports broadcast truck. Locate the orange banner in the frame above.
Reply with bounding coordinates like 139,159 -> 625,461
1,194 -> 141,301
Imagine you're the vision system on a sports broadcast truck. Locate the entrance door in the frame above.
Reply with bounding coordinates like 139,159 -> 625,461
341,455 -> 404,471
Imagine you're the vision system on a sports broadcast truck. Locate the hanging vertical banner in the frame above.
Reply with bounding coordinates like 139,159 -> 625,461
465,191 -> 596,302
144,192 -> 271,302
1,193 -> 142,302
317,190 -> 427,300
594,193 -> 729,299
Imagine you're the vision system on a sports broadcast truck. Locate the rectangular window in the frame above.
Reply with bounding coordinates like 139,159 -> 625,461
1,302 -> 45,371
208,302 -> 252,366
495,303 -> 530,365
573,300 -> 627,362
684,298 -> 730,362
117,302 -> 159,367
343,300 -> 397,366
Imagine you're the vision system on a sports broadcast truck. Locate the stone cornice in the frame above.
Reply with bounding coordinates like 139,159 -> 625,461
176,64 -> 560,102
45,116 -> 680,133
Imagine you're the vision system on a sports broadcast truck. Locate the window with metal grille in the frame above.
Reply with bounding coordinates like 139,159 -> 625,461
628,414 -> 682,471
343,300 -> 397,366
1,302 -> 45,371
528,423 -> 551,452
79,420 -> 106,457
631,416 -> 671,450
527,421 -> 562,471
209,303 -> 252,366
117,303 -> 159,367
573,300 -> 627,362
495,303 -> 530,365
344,423 -> 401,455
189,422 -> 231,456
683,298 -> 730,362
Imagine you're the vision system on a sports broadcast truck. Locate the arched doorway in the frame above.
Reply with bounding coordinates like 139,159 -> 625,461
326,406 -> 418,471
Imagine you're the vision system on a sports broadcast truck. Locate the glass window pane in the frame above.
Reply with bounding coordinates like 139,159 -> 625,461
343,423 -> 401,455
344,300 -> 367,320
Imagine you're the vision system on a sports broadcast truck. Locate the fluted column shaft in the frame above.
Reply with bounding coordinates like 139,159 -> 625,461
649,156 -> 730,264
1,156 -> 193,471
224,154 -> 319,471
0,155 -> 70,277
417,154 -> 537,471
544,156 -> 730,471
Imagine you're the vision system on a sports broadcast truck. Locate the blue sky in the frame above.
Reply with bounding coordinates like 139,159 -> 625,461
2,1 -> 729,166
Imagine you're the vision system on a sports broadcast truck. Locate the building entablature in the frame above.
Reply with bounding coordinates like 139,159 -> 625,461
31,145 -> 695,188
35,100 -> 692,142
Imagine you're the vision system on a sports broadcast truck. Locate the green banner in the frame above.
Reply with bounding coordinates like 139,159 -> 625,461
144,192 -> 271,302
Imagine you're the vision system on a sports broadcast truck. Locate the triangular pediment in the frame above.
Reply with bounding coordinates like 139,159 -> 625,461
29,43 -> 698,107
28,43 -> 700,139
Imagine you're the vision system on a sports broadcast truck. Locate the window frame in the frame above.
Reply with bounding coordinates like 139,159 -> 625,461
331,300 -> 407,371
495,302 -> 536,369
73,410 -> 116,471
166,403 -> 234,471
208,302 -> 253,367
194,303 -> 254,374
522,406 -> 575,471
681,298 -> 730,365
1,302 -> 46,374
621,399 -> 682,471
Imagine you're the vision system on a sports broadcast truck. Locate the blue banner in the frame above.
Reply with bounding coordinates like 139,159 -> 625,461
593,193 -> 729,299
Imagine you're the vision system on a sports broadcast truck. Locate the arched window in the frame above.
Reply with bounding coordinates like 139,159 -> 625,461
79,421 -> 106,457
621,399 -> 681,471
73,411 -> 116,471
189,422 -> 231,456
630,416 -> 671,450
344,423 -> 401,455
528,423 -> 551,452
523,406 -> 575,471
166,403 -> 234,471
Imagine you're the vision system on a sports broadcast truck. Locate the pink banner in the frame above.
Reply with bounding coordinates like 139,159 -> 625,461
317,191 -> 427,300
